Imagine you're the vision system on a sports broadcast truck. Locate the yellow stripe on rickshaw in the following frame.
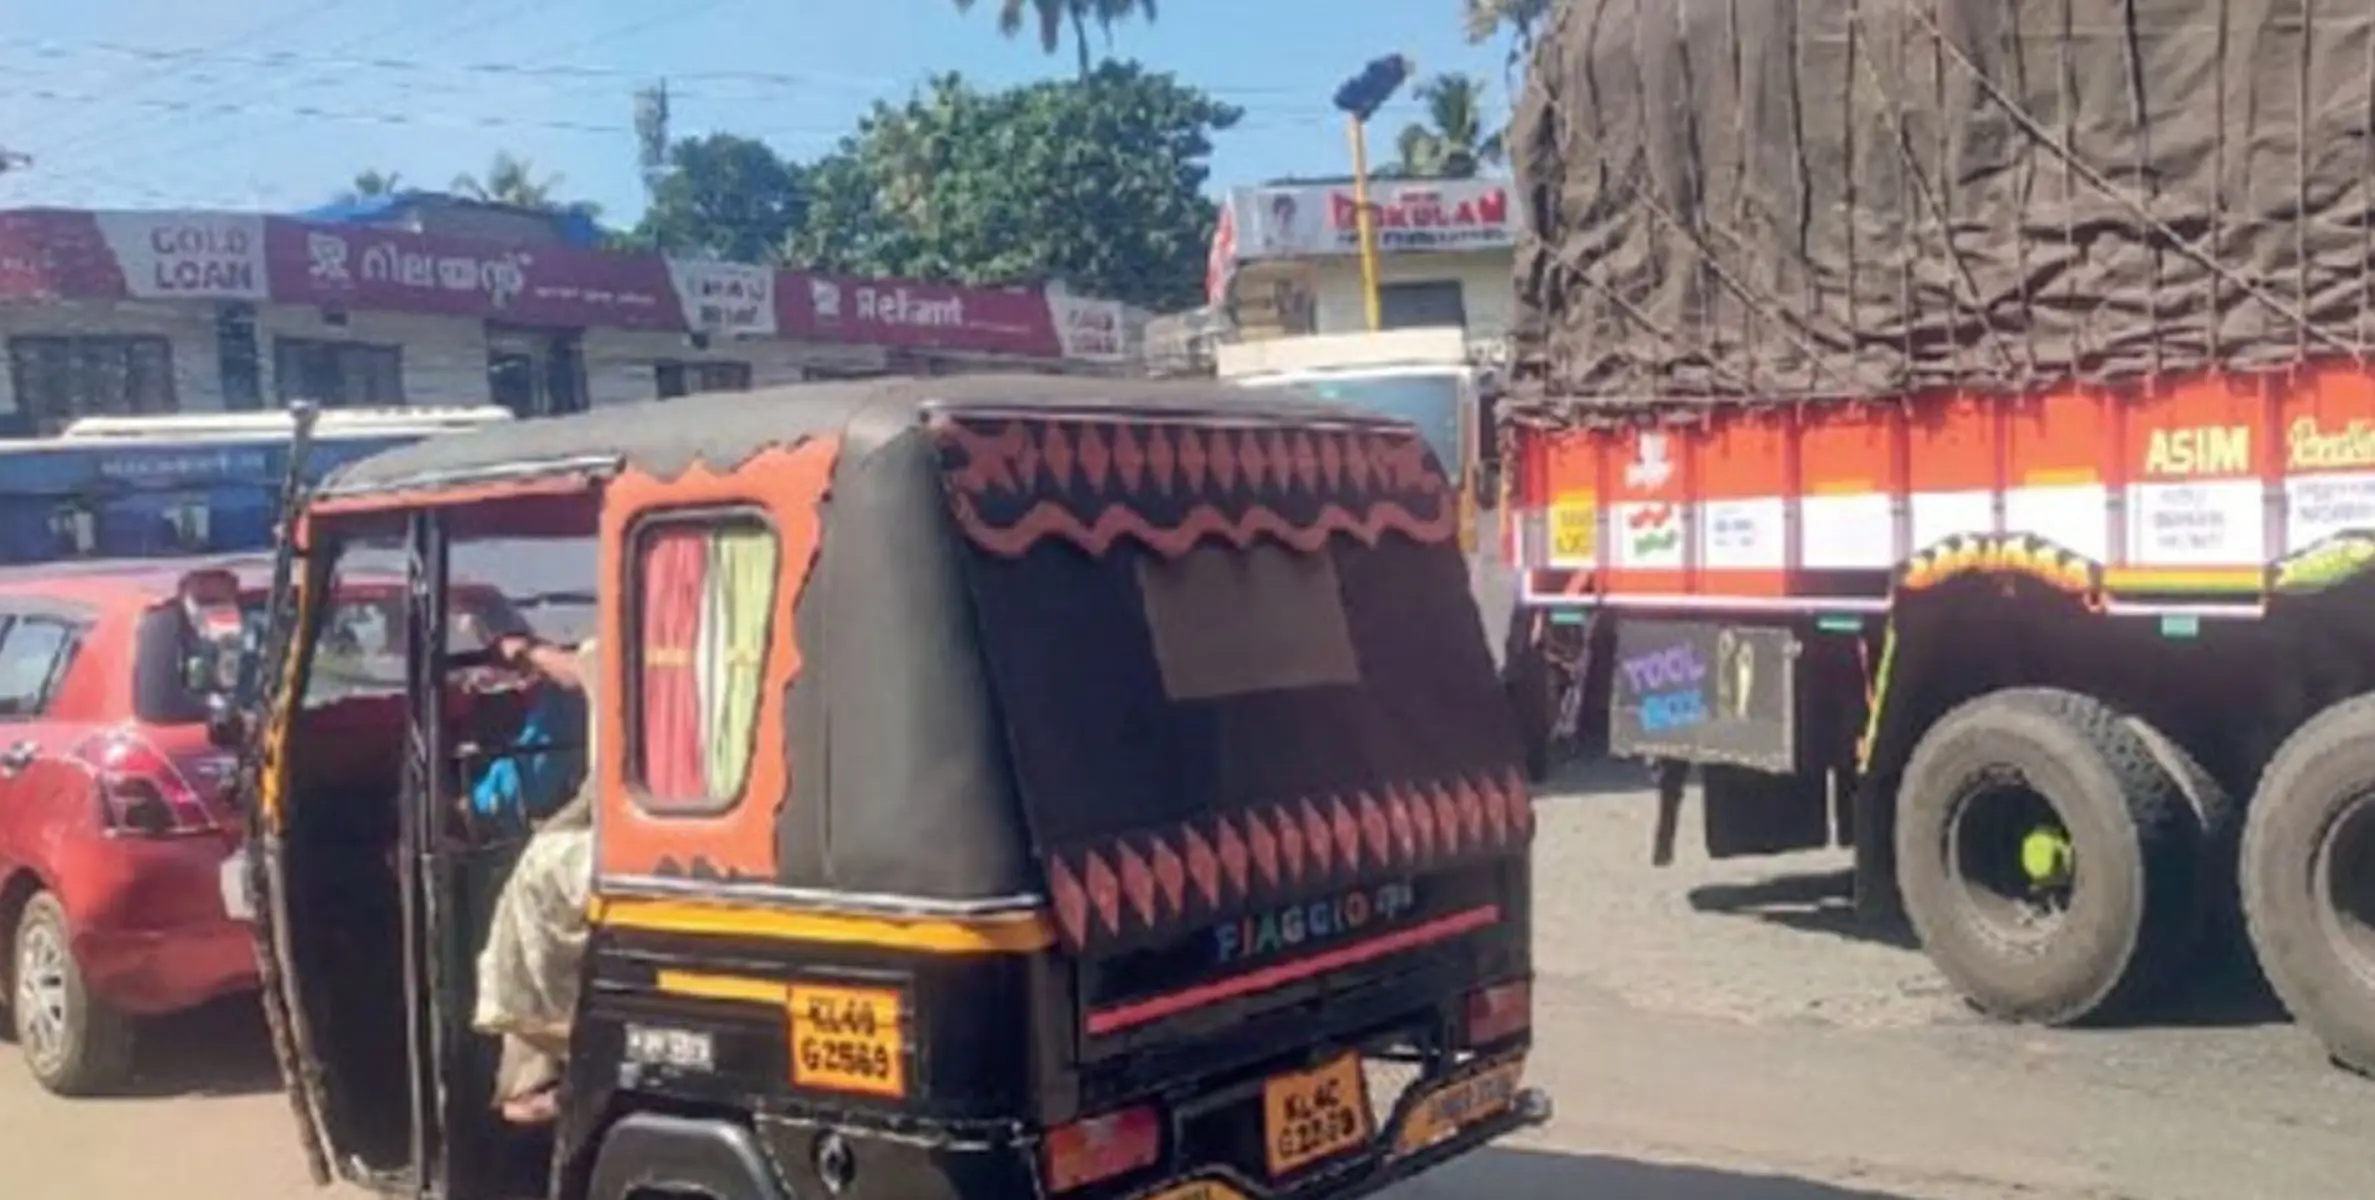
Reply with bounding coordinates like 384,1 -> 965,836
590,895 -> 1058,954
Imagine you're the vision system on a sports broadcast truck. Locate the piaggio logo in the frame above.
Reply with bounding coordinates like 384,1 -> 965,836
1212,881 -> 1417,966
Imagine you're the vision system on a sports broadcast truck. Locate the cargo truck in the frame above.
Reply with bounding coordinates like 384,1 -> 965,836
1496,0 -> 2375,1074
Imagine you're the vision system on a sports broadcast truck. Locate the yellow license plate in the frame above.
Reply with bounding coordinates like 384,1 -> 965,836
1261,1052 -> 1373,1176
1392,1057 -> 1525,1156
1142,1182 -> 1250,1200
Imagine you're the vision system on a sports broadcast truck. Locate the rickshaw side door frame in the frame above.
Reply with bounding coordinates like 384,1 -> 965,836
402,508 -> 536,1200
245,532 -> 339,1188
399,511 -> 449,1199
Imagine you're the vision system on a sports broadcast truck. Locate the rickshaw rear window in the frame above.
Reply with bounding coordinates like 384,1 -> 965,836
626,514 -> 779,814
1137,542 -> 1360,701
962,528 -> 1510,848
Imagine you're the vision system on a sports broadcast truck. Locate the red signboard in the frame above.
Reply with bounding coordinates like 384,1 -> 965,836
263,219 -> 682,330
779,272 -> 1063,358
0,207 -> 1126,363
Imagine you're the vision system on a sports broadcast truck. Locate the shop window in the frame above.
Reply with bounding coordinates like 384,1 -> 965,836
627,515 -> 779,813
655,360 -> 753,400
274,338 -> 404,408
1377,280 -> 1468,332
6,336 -> 176,433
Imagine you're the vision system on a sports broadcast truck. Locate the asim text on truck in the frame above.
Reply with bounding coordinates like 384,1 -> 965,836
1497,0 -> 2375,1076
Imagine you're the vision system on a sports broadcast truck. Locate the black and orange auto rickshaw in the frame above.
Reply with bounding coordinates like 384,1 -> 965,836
226,376 -> 1548,1200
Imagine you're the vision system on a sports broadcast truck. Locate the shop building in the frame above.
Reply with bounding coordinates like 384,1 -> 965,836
0,206 -> 1131,435
1205,176 -> 1516,346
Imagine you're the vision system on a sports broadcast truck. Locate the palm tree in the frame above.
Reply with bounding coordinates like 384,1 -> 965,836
1465,0 -> 1551,83
452,152 -> 565,210
953,0 -> 1157,77
338,168 -> 404,203
1395,74 -> 1506,179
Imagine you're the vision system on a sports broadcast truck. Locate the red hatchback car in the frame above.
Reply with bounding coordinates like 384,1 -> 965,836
0,555 -> 535,1095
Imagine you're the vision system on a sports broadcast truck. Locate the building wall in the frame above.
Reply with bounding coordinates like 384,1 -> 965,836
0,297 -> 924,427
0,299 -> 227,417
255,304 -> 490,407
579,329 -> 888,408
1306,249 -> 1515,341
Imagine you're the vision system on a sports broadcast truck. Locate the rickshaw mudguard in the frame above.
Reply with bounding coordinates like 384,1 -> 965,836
583,1113 -> 787,1200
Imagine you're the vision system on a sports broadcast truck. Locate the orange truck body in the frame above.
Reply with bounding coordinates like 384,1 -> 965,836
1505,368 -> 2375,611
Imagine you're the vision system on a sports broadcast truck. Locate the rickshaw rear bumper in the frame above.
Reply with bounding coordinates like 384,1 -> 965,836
1123,1084 -> 1554,1200
735,1057 -> 1549,1200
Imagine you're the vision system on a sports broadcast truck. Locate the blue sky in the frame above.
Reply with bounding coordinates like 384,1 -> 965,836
0,0 -> 1515,222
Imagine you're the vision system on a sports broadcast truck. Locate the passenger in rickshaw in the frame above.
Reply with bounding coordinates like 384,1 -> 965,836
471,633 -> 597,1126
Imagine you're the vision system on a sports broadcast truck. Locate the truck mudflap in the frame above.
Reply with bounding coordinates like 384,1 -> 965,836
1126,1053 -> 1552,1200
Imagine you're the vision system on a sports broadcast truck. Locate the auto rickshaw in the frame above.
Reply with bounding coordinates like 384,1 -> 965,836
225,376 -> 1548,1200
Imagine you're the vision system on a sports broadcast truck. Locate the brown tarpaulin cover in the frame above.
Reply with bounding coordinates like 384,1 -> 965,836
1507,0 -> 2375,422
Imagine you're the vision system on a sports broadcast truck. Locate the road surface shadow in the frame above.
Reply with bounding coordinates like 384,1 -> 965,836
1399,1146 -> 1908,1198
2146,948 -> 2288,1029
1686,870 -> 2291,1028
116,994 -> 283,1098
1538,755 -> 1655,799
1685,868 -> 1922,952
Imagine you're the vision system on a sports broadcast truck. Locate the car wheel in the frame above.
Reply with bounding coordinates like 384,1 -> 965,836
1894,688 -> 2216,1026
2242,695 -> 2375,1076
12,891 -> 136,1095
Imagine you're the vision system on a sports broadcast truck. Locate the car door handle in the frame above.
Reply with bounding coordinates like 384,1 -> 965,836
0,741 -> 33,776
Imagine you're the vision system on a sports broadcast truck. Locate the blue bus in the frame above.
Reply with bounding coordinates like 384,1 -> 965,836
0,408 -> 514,565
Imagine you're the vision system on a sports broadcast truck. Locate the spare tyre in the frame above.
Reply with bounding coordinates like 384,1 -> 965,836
1895,688 -> 2219,1026
2241,695 -> 2375,1076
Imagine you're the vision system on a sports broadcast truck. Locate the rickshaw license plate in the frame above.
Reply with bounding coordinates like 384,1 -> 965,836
1261,1052 -> 1372,1176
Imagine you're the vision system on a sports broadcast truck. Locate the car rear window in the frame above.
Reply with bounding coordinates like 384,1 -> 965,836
132,587 -> 526,725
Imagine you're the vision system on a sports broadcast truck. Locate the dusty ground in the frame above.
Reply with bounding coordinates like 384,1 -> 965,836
2,763 -> 2370,1199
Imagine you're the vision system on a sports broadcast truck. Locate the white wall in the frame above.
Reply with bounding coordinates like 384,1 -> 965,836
0,299 -> 226,417
580,329 -> 890,407
254,304 -> 490,407
0,298 -> 921,425
1306,249 -> 1515,342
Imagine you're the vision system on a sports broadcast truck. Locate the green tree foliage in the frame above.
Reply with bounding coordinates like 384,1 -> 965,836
451,152 -> 600,219
953,0 -> 1159,77
787,63 -> 1239,311
1464,0 -> 1550,78
632,133 -> 808,262
340,168 -> 404,201
1394,73 -> 1505,179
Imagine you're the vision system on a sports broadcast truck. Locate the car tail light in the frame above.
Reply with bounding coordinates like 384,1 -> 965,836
1041,1103 -> 1161,1193
1461,979 -> 1531,1048
77,730 -> 219,837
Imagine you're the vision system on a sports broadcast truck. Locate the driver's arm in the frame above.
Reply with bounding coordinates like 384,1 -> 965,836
495,635 -> 585,692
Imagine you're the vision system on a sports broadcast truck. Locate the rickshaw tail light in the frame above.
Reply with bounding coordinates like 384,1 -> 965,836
1462,979 -> 1531,1048
79,731 -> 218,837
1042,1103 -> 1160,1193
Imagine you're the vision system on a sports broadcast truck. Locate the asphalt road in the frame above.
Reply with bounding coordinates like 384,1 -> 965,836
3,763 -> 2370,1199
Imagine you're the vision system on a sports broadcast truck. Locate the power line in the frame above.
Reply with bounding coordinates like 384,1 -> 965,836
20,0 -> 379,156
59,0 -> 582,168
0,32 -> 1316,99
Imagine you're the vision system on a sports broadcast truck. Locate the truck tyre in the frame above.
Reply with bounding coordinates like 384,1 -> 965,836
2240,695 -> 2375,1076
1895,689 -> 2216,1026
2122,716 -> 2244,959
11,891 -> 136,1095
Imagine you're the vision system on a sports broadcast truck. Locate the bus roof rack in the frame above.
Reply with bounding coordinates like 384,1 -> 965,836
56,406 -> 516,442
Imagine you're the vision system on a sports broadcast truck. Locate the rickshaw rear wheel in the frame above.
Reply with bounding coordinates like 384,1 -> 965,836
11,890 -> 136,1096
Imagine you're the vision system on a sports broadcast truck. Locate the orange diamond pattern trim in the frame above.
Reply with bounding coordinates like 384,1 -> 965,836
1039,768 -> 1534,950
